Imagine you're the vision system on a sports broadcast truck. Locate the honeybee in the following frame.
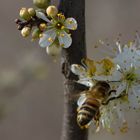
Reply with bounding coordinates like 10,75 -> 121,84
77,81 -> 117,129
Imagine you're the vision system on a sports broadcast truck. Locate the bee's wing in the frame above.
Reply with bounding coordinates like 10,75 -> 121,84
77,93 -> 87,107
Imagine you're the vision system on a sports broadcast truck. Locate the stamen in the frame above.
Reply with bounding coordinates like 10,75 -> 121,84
48,37 -> 54,42
116,41 -> 122,53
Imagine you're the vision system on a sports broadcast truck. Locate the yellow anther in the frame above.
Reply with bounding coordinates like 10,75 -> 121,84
39,23 -> 47,31
61,26 -> 65,30
57,13 -> 65,20
60,33 -> 65,37
61,15 -> 65,20
82,58 -> 96,77
61,44 -> 64,47
128,41 -> 134,47
120,121 -> 128,133
68,19 -> 73,24
97,58 -> 114,75
48,37 -> 54,43
39,33 -> 43,38
57,13 -> 61,16
72,26 -> 77,30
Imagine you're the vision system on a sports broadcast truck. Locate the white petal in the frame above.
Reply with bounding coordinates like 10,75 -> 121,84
36,11 -> 51,23
64,18 -> 77,30
100,106 -> 112,129
111,69 -> 122,81
58,31 -> 72,48
94,75 -> 109,81
114,47 -> 140,71
39,29 -> 56,48
116,41 -> 122,53
128,86 -> 140,109
100,99 -> 127,131
135,69 -> 140,79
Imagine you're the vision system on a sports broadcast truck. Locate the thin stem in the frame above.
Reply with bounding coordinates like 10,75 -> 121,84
15,16 -> 47,30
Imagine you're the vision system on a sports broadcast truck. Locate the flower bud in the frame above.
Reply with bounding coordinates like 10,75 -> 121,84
28,8 -> 36,17
32,28 -> 41,40
21,27 -> 31,37
46,5 -> 58,17
39,23 -> 47,31
46,44 -> 61,56
19,8 -> 31,21
33,0 -> 50,9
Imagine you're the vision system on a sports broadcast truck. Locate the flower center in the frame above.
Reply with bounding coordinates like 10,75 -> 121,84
55,22 -> 64,30
124,67 -> 137,83
124,71 -> 137,83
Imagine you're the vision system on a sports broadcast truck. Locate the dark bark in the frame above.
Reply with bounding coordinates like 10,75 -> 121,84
58,0 -> 88,140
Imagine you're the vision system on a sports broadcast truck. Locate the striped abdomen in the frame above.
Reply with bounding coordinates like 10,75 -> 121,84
77,98 -> 100,128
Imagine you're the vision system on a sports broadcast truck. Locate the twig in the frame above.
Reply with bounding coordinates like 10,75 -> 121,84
15,16 -> 47,30
58,0 -> 88,140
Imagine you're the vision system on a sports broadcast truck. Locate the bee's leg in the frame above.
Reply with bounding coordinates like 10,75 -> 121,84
95,111 -> 100,121
84,123 -> 91,129
108,90 -> 116,95
102,90 -> 116,105
102,93 -> 124,105
94,112 -> 100,132
95,121 -> 100,132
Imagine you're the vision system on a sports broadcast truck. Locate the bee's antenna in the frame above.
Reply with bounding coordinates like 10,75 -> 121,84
107,80 -> 121,83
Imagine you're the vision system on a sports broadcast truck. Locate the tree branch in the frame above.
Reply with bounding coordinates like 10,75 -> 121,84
58,0 -> 88,140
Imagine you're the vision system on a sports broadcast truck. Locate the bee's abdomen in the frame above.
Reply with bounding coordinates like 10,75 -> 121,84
77,98 -> 100,128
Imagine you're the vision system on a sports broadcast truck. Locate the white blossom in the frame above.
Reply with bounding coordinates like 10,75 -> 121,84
36,11 -> 77,49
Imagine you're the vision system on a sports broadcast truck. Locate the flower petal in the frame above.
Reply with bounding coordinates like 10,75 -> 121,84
39,29 -> 56,48
58,31 -> 72,48
128,86 -> 140,109
36,11 -> 51,23
94,75 -> 111,81
115,82 -> 126,96
83,58 -> 96,77
114,46 -> 140,71
64,18 -> 78,30
108,82 -> 126,99
100,99 -> 126,132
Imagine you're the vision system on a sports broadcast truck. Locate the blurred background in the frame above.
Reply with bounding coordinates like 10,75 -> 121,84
0,0 -> 140,140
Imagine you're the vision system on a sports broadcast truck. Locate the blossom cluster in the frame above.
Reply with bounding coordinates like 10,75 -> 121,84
15,2 -> 77,56
71,34 -> 140,133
